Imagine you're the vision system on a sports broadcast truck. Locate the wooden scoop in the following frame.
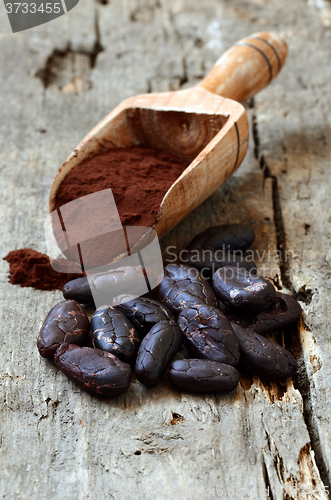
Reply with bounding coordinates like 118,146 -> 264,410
49,32 -> 287,239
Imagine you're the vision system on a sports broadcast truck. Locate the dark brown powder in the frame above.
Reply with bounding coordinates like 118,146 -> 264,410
3,250 -> 85,291
4,147 -> 189,290
54,146 -> 189,227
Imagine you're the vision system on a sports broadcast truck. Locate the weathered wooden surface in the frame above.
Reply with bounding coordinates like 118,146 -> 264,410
1,1 -> 331,499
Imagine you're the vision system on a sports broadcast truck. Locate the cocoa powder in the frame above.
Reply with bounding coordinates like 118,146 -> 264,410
3,249 -> 84,291
4,147 -> 188,290
55,146 -> 188,227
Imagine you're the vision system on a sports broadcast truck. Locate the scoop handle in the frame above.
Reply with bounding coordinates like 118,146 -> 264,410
198,31 -> 288,102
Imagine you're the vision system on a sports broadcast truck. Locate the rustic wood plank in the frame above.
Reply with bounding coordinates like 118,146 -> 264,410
0,1 -> 330,499
253,1 -> 331,490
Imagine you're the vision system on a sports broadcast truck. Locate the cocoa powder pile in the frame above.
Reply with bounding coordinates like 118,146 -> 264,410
4,147 -> 188,291
3,249 -> 84,291
55,146 -> 188,227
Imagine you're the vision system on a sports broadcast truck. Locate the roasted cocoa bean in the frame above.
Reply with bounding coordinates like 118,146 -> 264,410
187,224 -> 255,252
226,292 -> 302,335
168,359 -> 239,393
63,266 -> 149,304
135,319 -> 183,386
178,304 -> 240,366
231,322 -> 298,379
62,276 -> 93,304
114,295 -> 174,336
250,292 -> 302,334
212,266 -> 276,311
159,264 -> 219,315
91,306 -> 140,361
37,300 -> 89,358
54,344 -> 132,396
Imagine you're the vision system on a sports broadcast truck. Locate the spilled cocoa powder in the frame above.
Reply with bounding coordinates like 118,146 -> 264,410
4,147 -> 189,290
3,249 -> 84,291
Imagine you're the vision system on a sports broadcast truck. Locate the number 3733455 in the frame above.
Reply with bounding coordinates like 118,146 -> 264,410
5,2 -> 61,13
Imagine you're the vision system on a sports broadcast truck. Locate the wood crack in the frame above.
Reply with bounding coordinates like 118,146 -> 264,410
262,457 -> 275,500
251,98 -> 260,160
252,106 -> 330,493
262,154 -> 312,304
35,8 -> 103,91
179,55 -> 188,88
293,344 -> 330,489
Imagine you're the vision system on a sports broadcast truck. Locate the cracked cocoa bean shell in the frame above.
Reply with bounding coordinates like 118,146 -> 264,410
212,266 -> 276,312
249,292 -> 302,334
54,344 -> 132,396
91,306 -> 140,362
135,319 -> 183,386
187,224 -> 255,252
178,304 -> 240,366
226,292 -> 303,335
168,359 -> 239,393
158,263 -> 219,315
113,295 -> 175,336
231,322 -> 298,379
37,300 -> 89,358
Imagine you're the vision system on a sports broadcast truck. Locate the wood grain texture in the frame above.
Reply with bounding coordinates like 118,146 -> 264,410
198,31 -> 288,102
0,1 -> 330,499
252,3 -> 331,490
